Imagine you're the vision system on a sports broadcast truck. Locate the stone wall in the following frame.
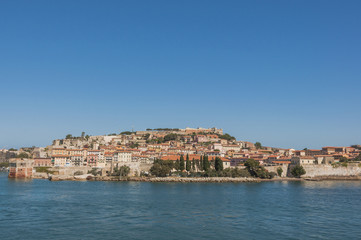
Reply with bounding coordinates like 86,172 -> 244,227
54,166 -> 93,176
266,163 -> 361,178
42,162 -> 152,178
264,164 -> 289,177
300,163 -> 361,178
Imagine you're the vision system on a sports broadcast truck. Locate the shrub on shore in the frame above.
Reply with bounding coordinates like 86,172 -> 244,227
150,160 -> 172,177
149,158 -> 277,178
0,162 -> 9,168
291,165 -> 306,178
110,165 -> 130,177
35,167 -> 55,174
244,159 -> 273,179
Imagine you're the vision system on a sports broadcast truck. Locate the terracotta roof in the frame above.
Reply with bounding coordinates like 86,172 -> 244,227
272,161 -> 291,164
160,154 -> 230,162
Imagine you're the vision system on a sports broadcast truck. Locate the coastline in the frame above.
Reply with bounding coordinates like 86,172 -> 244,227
30,175 -> 361,182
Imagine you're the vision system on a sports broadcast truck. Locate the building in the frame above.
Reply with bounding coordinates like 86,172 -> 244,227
0,150 -> 16,163
8,158 -> 34,178
291,156 -> 315,165
115,151 -> 132,163
306,149 -> 324,156
51,148 -> 67,156
52,155 -> 68,166
314,155 -> 336,165
70,155 -> 85,166
87,155 -> 98,167
33,158 -> 52,167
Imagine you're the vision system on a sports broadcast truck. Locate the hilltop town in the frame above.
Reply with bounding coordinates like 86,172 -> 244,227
2,127 -> 361,180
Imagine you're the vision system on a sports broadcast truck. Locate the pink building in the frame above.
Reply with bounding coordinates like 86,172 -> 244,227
33,158 -> 52,167
87,154 -> 98,167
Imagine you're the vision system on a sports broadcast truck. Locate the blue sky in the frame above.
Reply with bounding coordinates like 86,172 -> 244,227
1,0 -> 360,149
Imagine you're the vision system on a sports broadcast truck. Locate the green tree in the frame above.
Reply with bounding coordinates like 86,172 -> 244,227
129,143 -> 139,148
244,159 -> 260,176
16,152 -> 29,158
120,131 -> 133,135
0,162 -> 9,168
203,155 -> 210,171
339,157 -> 349,163
255,142 -> 262,149
119,165 -> 130,177
199,155 -> 203,171
215,157 -> 223,172
192,158 -> 195,171
150,160 -> 172,177
175,159 -> 180,170
291,165 -> 306,178
244,159 -> 270,179
186,154 -> 191,171
354,153 -> 361,162
277,167 -> 283,177
351,145 -> 361,150
180,155 -> 185,171
219,133 -> 236,141
65,134 -> 73,139
164,133 -> 178,142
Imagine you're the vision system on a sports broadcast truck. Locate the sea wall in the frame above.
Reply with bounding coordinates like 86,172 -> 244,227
266,163 -> 361,178
300,163 -> 361,178
55,166 -> 93,176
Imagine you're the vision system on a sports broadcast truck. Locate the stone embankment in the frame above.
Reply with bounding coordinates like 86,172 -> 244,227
36,174 -> 93,181
44,175 -> 264,182
45,176 -> 303,182
124,177 -> 260,183
301,164 -> 361,178
304,176 -> 361,181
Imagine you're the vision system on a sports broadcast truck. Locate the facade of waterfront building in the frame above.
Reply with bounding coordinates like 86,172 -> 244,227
52,148 -> 67,156
33,158 -> 52,167
9,127 -> 359,175
52,155 -> 68,166
70,155 -> 85,166
87,155 -> 98,167
8,158 -> 34,178
115,151 -> 132,163
291,156 -> 315,165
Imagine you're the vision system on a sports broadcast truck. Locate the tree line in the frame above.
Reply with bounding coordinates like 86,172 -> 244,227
150,156 -> 307,179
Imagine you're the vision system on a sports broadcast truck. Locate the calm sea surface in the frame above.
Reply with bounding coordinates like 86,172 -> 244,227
1,172 -> 361,240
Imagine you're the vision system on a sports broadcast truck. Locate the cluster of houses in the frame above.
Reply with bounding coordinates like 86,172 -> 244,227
5,127 -> 361,178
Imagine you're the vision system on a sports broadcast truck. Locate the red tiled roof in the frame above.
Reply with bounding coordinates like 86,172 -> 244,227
272,161 -> 291,164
